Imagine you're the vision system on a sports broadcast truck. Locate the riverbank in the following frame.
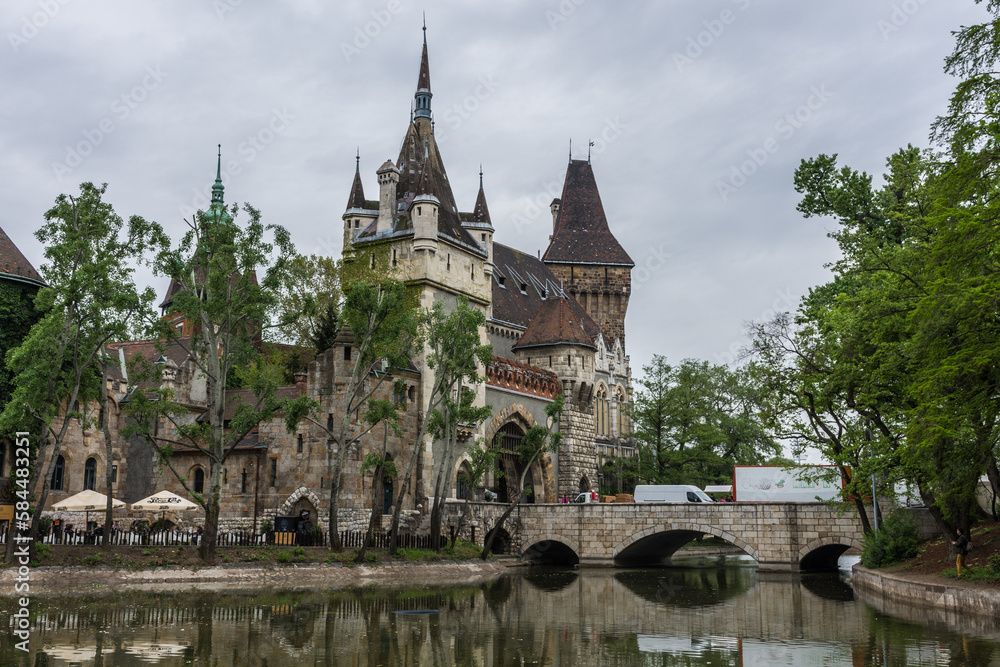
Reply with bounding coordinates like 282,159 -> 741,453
0,559 -> 513,596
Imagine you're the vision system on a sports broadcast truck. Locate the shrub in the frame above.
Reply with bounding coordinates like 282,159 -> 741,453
276,551 -> 291,564
861,513 -> 919,568
34,543 -> 51,563
988,552 -> 1000,575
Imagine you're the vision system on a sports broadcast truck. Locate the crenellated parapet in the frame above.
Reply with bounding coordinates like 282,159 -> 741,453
486,357 -> 560,400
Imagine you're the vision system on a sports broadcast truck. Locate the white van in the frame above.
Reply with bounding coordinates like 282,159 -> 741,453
633,485 -> 714,503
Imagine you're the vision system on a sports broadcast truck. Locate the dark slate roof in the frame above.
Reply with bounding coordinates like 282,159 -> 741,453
417,40 -> 431,91
512,295 -> 596,351
491,243 -> 600,341
472,185 -> 492,226
543,160 -> 634,266
347,167 -> 366,210
0,226 -> 45,287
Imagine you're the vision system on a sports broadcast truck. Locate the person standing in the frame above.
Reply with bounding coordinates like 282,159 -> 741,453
952,527 -> 970,579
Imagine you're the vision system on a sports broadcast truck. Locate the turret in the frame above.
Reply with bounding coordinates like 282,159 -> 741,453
461,166 -> 494,274
549,198 -> 561,238
376,159 -> 400,234
344,150 -> 376,242
410,155 -> 439,252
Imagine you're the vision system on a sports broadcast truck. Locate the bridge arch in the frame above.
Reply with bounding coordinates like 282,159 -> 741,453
798,536 -> 863,571
611,523 -> 759,567
520,534 -> 581,566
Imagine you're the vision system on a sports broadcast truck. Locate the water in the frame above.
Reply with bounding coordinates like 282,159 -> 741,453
3,555 -> 998,666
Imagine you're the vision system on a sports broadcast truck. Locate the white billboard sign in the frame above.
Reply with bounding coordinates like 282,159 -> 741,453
734,466 -> 843,502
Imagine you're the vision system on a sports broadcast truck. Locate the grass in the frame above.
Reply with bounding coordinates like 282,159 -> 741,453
942,566 -> 1000,582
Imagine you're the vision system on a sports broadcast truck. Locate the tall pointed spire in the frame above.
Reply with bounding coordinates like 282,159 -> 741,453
211,144 -> 224,206
473,164 -> 492,227
414,20 -> 432,121
347,149 -> 367,210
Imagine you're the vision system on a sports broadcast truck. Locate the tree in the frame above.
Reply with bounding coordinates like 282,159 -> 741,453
631,355 -> 779,489
0,182 -> 163,561
480,394 -> 563,559
123,201 -> 295,562
274,254 -> 342,350
425,298 -> 493,552
355,395 -> 402,563
282,279 -> 419,551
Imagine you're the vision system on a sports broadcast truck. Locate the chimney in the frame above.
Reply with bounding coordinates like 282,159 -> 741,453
294,371 -> 307,395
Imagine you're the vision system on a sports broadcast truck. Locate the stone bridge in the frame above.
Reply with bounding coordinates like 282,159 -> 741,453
444,501 -> 868,571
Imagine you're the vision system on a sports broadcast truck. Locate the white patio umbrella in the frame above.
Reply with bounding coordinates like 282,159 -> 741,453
51,489 -> 125,531
130,490 -> 199,528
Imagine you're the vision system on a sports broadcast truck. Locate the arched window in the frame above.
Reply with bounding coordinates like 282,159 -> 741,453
456,470 -> 470,500
594,386 -> 609,437
84,457 -> 97,491
51,455 -> 65,491
616,386 -> 627,436
194,467 -> 205,494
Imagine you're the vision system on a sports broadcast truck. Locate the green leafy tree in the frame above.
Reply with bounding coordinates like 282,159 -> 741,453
282,279 -> 419,551
631,355 -> 778,489
274,254 -> 342,350
0,183 -> 164,561
123,201 -> 295,561
355,395 -> 402,563
425,298 -> 494,552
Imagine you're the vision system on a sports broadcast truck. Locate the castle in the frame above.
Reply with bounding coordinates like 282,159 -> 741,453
5,29 -> 636,534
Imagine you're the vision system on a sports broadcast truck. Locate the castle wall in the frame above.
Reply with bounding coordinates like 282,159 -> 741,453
546,264 -> 631,347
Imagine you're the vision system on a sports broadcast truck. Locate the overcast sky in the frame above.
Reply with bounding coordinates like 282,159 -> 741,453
1,1 -> 990,387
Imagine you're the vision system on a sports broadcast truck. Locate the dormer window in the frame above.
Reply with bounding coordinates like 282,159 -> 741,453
498,275 -> 506,288
519,282 -> 528,294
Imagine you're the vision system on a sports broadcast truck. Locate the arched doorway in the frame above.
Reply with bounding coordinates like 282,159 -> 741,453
489,422 -> 540,503
579,476 -> 590,494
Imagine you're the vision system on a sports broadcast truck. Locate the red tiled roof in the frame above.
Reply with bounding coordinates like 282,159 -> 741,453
0,226 -> 45,287
513,294 -> 596,351
543,160 -> 633,266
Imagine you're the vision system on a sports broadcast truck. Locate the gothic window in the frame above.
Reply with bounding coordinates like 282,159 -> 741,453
456,470 -> 470,500
51,455 -> 65,491
194,467 -> 205,494
392,249 -> 397,267
408,386 -> 415,401
344,346 -> 352,362
297,434 -> 304,453
594,386 -> 609,437
241,469 -> 249,494
616,386 -> 628,436
270,458 -> 277,487
84,457 -> 97,491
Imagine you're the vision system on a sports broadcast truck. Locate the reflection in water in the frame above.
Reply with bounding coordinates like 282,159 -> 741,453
2,559 -> 998,666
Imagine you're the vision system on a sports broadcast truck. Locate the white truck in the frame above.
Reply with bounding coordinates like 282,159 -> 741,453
633,485 -> 714,503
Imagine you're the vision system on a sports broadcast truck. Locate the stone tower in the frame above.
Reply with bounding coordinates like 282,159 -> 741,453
543,160 -> 634,348
512,293 -> 599,499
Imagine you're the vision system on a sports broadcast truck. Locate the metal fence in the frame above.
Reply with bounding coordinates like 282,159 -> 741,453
0,528 -> 448,550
